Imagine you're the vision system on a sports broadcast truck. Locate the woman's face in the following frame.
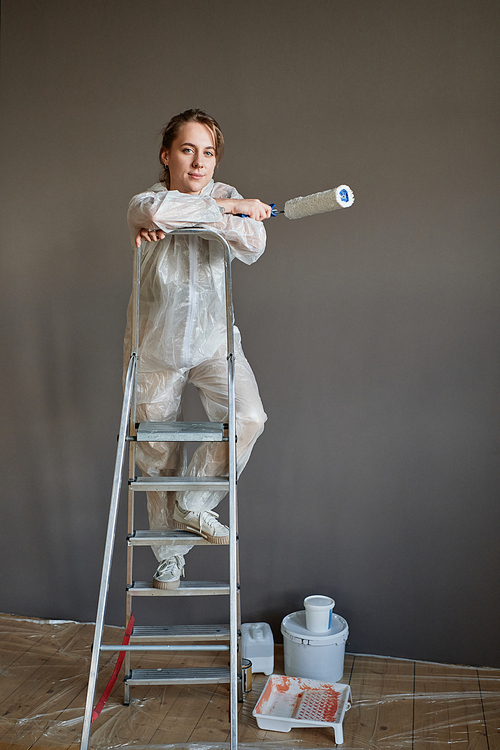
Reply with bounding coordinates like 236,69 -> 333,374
162,121 -> 217,194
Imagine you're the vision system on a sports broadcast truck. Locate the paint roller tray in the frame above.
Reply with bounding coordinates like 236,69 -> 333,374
253,674 -> 352,744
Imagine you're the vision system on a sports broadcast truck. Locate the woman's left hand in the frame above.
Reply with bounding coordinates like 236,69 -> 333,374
215,198 -> 272,222
135,228 -> 166,247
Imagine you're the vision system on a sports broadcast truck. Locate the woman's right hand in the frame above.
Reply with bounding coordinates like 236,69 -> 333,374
135,228 -> 166,247
216,198 -> 272,221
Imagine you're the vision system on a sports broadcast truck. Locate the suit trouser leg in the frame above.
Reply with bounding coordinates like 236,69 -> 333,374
135,368 -> 194,561
176,340 -> 267,513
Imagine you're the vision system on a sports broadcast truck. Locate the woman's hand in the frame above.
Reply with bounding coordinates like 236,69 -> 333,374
135,228 -> 166,247
216,198 -> 272,222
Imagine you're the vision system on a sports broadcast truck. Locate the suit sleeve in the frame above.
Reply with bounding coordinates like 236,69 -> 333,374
127,186 -> 266,265
210,185 -> 266,265
127,190 -> 223,241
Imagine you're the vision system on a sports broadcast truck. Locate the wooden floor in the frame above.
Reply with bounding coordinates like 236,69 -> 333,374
0,613 -> 499,749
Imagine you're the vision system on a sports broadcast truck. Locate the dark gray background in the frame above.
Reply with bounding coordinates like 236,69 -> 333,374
1,0 -> 499,667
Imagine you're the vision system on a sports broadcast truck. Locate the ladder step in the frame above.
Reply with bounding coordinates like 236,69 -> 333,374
128,581 -> 230,596
131,624 -> 230,641
137,421 -> 227,442
100,643 -> 228,652
125,667 -> 230,686
128,530 -> 225,546
130,476 -> 230,492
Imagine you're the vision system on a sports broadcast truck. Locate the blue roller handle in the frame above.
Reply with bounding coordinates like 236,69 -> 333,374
238,204 -> 277,219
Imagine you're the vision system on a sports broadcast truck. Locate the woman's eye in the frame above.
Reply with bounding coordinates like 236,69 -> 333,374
205,151 -> 214,157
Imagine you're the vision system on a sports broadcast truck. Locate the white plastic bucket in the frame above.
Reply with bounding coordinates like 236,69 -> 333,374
304,595 -> 335,633
281,610 -> 349,683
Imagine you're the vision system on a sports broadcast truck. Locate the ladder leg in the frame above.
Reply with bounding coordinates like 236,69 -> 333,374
228,352 -> 239,750
123,602 -> 132,706
125,255 -> 140,708
80,356 -> 136,750
235,483 -> 243,704
124,439 -> 136,705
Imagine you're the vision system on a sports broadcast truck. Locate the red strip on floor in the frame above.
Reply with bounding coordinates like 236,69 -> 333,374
91,613 -> 135,723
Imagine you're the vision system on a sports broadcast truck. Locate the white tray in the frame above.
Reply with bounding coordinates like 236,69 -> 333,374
253,674 -> 352,744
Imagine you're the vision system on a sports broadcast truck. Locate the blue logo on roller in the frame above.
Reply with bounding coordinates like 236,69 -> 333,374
339,188 -> 349,203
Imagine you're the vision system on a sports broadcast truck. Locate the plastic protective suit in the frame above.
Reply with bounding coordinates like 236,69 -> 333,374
125,179 -> 267,561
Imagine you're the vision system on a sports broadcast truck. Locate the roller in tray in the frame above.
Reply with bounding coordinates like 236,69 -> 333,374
253,674 -> 352,744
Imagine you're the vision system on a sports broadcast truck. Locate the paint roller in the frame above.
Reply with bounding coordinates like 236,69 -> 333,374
240,185 -> 355,219
279,184 -> 354,219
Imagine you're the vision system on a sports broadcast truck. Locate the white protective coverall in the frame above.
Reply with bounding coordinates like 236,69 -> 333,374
125,179 -> 267,562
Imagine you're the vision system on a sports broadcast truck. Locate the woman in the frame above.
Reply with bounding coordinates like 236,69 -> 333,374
125,109 -> 270,589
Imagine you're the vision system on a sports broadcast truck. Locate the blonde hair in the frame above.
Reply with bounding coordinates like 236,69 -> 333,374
159,109 -> 225,188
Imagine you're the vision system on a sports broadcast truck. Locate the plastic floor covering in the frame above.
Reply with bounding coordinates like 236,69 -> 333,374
0,614 -> 499,749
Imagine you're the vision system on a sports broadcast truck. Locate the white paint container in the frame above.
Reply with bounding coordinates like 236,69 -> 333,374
281,610 -> 349,683
304,595 -> 335,632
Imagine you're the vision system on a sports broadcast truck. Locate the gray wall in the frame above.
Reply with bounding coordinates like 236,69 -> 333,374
1,0 -> 499,667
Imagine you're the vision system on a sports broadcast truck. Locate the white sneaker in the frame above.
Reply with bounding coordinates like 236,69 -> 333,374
153,554 -> 185,590
172,506 -> 230,545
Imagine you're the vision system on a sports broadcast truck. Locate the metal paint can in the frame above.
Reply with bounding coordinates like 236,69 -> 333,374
242,658 -> 252,692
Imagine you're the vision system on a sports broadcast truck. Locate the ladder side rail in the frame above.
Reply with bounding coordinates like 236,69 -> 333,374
130,241 -> 142,433
222,237 -> 239,750
124,436 -> 136,708
125,241 -> 142,702
80,353 -> 137,750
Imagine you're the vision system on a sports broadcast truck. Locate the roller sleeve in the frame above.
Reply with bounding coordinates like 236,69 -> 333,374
284,185 -> 354,219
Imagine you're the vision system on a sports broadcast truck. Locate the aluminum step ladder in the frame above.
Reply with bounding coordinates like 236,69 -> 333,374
80,227 -> 241,750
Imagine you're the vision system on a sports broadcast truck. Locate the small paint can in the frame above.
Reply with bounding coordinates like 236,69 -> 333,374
242,658 -> 252,692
